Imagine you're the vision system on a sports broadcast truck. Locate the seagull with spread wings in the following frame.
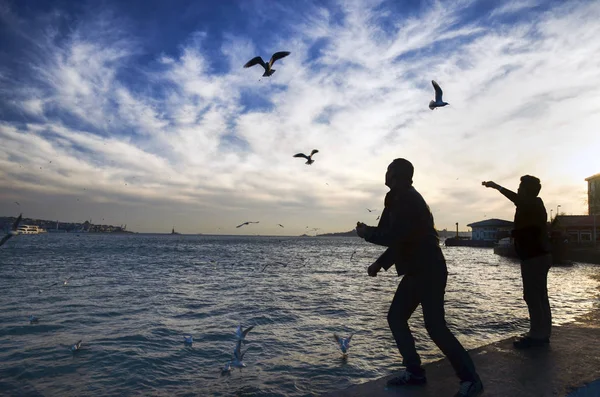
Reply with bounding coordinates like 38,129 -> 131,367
236,221 -> 259,228
429,80 -> 449,110
293,149 -> 319,165
333,333 -> 354,355
278,224 -> 284,228
243,51 -> 291,77
0,213 -> 22,247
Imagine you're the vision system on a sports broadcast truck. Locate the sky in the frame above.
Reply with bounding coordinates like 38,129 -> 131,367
0,0 -> 599,235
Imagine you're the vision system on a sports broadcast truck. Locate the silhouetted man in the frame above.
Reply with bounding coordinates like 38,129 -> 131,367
356,158 -> 483,397
482,176 -> 552,348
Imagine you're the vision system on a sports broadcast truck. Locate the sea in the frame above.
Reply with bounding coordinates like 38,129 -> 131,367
1,234 -> 599,397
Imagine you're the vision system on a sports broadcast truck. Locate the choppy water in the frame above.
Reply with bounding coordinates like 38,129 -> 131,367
1,234 -> 599,397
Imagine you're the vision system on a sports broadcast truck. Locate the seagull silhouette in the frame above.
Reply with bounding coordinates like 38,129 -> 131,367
333,333 -> 354,355
376,215 -> 380,221
429,80 -> 449,110
278,224 -> 284,228
366,208 -> 377,213
243,51 -> 291,77
293,149 -> 319,165
350,249 -> 357,261
236,221 -> 259,228
0,213 -> 22,247
261,261 -> 287,272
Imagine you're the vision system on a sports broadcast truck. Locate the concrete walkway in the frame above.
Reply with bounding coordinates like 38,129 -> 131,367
322,322 -> 600,397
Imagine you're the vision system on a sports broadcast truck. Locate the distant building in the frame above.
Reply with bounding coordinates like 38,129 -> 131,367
586,173 -> 600,215
552,215 -> 599,244
467,218 -> 514,242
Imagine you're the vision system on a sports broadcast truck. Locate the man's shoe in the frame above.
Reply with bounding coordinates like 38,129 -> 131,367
513,336 -> 550,349
386,369 -> 427,386
454,378 -> 484,397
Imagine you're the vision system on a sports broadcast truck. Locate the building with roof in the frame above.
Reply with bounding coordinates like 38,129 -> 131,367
467,218 -> 514,242
586,172 -> 600,216
552,215 -> 599,244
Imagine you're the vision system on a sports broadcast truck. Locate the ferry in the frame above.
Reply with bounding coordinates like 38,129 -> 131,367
16,225 -> 46,235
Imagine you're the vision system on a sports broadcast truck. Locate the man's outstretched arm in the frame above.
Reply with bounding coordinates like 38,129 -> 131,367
482,181 -> 518,204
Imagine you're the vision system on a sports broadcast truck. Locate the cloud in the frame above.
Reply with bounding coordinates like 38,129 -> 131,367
1,0 -> 599,233
488,0 -> 542,18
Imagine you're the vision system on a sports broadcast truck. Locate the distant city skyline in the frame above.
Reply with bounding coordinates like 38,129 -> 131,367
1,0 -> 598,235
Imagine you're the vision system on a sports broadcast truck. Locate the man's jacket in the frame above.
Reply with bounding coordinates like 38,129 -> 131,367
363,186 -> 443,276
499,188 -> 551,260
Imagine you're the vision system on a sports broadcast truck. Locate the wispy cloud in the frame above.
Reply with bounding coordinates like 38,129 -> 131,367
0,0 -> 599,233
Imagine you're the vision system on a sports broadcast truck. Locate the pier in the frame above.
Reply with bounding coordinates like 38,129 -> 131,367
323,278 -> 600,397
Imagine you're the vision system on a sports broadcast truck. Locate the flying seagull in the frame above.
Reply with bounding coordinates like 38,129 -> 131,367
48,276 -> 73,288
14,201 -> 20,206
235,325 -> 254,344
261,261 -> 287,272
183,335 -> 193,344
70,340 -> 82,352
350,249 -> 357,262
376,215 -> 380,221
236,221 -> 259,228
366,208 -> 377,213
333,333 -> 354,355
429,80 -> 449,110
243,51 -> 291,77
0,213 -> 22,247
293,149 -> 319,165
278,224 -> 284,228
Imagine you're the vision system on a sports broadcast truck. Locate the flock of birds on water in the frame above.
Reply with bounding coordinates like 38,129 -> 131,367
0,48 -> 449,375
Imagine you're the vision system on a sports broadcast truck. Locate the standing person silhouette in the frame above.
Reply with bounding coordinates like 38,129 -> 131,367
482,176 -> 552,348
356,158 -> 483,397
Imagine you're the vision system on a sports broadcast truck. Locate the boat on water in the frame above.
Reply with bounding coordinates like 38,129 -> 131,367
445,236 -> 495,247
493,237 -> 573,266
171,227 -> 180,235
16,225 -> 46,235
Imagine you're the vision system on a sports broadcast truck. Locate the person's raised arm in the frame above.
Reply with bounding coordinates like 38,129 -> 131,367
482,181 -> 518,204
